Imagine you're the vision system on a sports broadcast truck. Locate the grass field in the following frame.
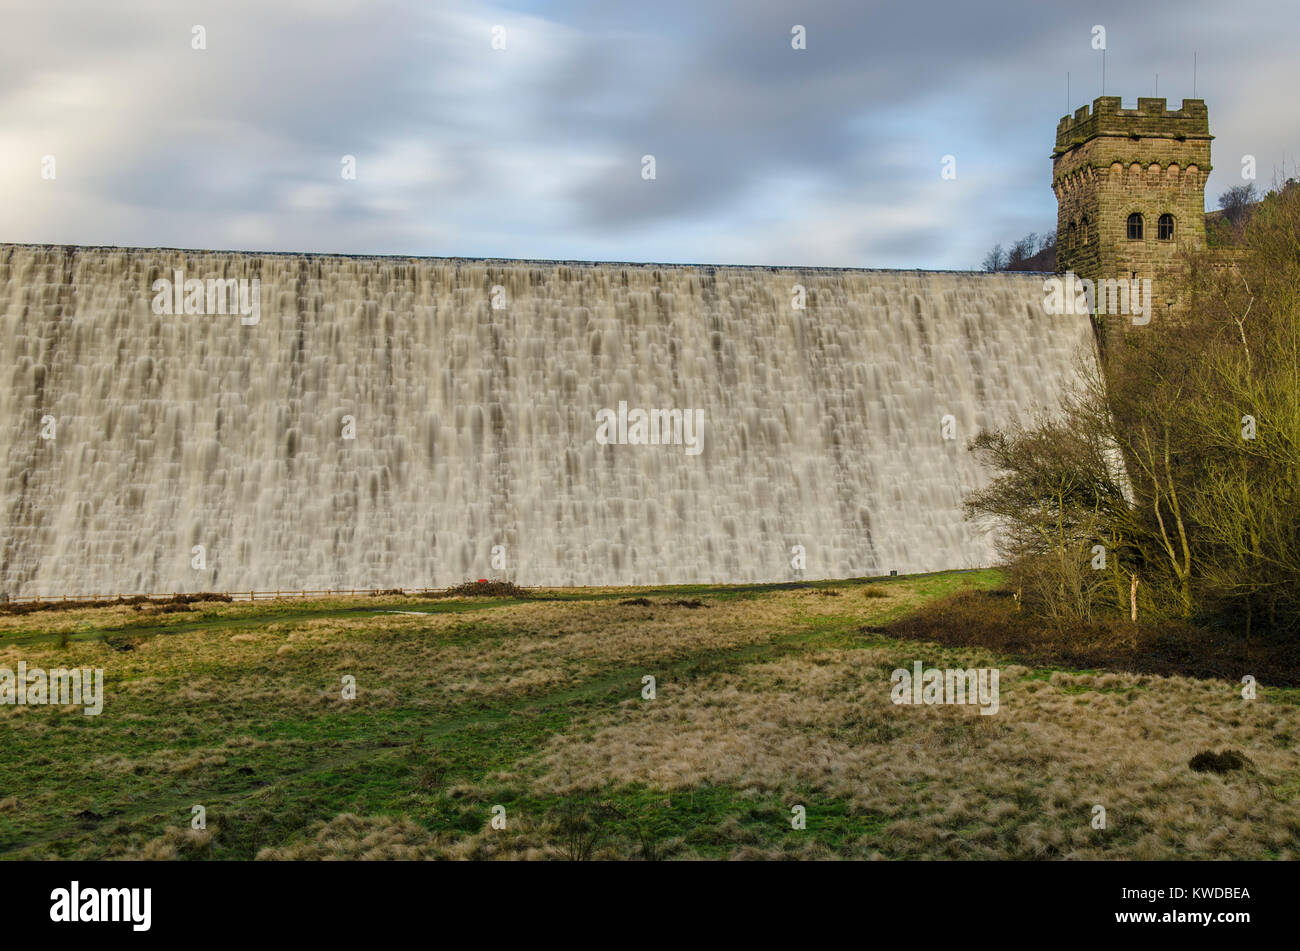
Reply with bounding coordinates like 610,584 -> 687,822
1,570 -> 1296,860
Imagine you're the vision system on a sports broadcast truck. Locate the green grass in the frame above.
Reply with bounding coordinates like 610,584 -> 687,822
0,570 -> 974,858
2,566 -> 1294,860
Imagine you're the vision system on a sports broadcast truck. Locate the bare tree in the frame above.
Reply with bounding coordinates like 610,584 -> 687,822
981,244 -> 1007,272
1218,184 -> 1258,227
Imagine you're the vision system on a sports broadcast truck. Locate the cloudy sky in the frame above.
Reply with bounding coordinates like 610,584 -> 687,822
2,0 -> 1296,270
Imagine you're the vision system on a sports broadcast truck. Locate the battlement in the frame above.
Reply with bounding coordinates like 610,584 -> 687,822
1054,97 -> 1210,154
1051,93 -> 1213,334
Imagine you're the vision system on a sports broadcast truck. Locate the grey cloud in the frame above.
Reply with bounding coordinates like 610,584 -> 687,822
1,0 -> 1296,268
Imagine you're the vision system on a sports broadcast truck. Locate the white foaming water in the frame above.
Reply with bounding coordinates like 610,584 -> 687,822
0,245 -> 1096,595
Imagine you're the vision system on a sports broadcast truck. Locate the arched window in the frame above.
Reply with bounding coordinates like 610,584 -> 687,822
1080,216 -> 1089,246
1127,213 -> 1144,240
1158,213 -> 1175,241
1068,221 -> 1077,249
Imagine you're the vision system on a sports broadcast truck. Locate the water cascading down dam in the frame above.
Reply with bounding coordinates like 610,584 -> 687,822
0,244 -> 1097,596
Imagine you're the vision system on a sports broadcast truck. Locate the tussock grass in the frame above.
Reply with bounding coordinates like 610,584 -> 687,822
0,568 -> 1293,860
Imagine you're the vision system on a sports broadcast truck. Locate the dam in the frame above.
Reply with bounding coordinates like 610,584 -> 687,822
0,244 -> 1096,595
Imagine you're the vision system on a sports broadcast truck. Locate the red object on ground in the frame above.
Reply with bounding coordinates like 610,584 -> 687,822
477,579 -> 487,584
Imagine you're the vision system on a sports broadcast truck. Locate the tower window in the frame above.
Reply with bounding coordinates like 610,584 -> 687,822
1127,213 -> 1144,240
1158,213 -> 1175,240
1068,221 -> 1077,248
1081,216 -> 1089,246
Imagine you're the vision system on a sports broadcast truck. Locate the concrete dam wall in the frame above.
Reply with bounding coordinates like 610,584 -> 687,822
0,244 -> 1096,595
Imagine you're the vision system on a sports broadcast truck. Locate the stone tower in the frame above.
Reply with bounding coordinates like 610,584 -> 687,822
1052,96 -> 1212,329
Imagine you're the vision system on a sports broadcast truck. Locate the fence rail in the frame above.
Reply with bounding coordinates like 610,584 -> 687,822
1,587 -> 539,605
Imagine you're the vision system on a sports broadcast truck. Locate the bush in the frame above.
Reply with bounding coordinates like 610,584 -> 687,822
966,182 -> 1300,637
0,591 -> 231,616
421,580 -> 536,599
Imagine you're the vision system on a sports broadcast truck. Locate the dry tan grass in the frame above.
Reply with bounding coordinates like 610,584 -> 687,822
0,589 -> 870,717
116,825 -> 218,860
254,814 -> 443,861
522,647 -> 1300,859
251,812 -> 570,861
5,576 -> 1291,860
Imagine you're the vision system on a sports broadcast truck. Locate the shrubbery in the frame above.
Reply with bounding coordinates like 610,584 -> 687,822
966,182 -> 1300,637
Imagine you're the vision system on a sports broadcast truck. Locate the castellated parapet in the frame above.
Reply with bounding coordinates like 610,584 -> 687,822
1052,96 -> 1212,330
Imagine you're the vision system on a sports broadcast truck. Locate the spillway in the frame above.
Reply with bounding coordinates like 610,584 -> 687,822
0,244 -> 1095,594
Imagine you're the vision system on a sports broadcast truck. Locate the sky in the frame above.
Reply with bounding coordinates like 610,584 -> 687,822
2,0 -> 1296,270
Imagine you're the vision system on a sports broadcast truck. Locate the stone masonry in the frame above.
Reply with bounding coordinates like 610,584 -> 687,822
1053,96 -> 1212,335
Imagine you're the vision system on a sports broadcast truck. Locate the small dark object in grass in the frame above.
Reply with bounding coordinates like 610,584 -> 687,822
160,603 -> 192,613
620,597 -> 653,606
669,599 -> 706,608
1189,750 -> 1252,773
817,589 -> 841,597
74,809 -> 104,823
